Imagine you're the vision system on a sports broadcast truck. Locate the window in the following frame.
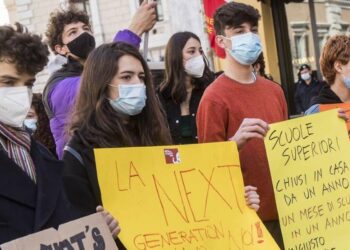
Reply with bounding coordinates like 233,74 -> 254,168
291,22 -> 310,62
286,3 -> 315,79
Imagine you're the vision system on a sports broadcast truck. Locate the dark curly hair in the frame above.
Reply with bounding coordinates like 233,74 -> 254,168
46,8 -> 91,53
0,23 -> 49,75
214,2 -> 261,36
31,93 -> 57,156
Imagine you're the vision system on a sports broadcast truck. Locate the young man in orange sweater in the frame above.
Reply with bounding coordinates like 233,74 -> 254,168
196,2 -> 288,248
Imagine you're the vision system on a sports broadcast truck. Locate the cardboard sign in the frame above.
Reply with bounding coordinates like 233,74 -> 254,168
320,103 -> 350,136
94,142 -> 278,249
1,213 -> 117,250
264,109 -> 350,249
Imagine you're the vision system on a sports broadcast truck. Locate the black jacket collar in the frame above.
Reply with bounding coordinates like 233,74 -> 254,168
31,141 -> 63,231
70,132 -> 102,206
0,139 -> 63,231
310,85 -> 342,106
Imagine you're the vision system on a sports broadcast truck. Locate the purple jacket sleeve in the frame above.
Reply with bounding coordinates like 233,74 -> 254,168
113,29 -> 141,49
48,76 -> 80,159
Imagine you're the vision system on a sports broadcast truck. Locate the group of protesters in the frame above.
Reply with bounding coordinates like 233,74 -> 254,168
1,1 -> 350,249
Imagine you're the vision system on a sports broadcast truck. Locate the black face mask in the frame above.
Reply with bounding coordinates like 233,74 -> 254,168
65,32 -> 96,60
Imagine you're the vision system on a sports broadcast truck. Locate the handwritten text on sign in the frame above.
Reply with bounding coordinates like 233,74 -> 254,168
94,142 -> 278,249
265,110 -> 350,250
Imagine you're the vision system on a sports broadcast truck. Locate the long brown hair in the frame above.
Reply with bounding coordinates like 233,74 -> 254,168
31,93 -> 56,155
69,42 -> 172,147
159,32 -> 214,104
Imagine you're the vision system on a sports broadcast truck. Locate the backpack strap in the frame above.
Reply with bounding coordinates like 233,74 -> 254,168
42,75 -> 67,119
64,145 -> 84,166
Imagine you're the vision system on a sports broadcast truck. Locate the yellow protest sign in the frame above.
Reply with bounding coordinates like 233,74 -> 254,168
320,103 -> 350,137
264,109 -> 350,250
94,142 -> 278,249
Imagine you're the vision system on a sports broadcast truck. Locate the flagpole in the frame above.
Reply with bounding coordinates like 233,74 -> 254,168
143,0 -> 150,60
143,33 -> 149,60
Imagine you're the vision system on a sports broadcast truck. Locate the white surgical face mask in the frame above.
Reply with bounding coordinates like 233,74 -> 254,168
301,73 -> 311,81
24,118 -> 37,132
0,86 -> 32,127
109,83 -> 147,116
224,32 -> 262,65
184,55 -> 205,78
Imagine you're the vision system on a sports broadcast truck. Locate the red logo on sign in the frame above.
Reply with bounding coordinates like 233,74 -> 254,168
164,148 -> 181,164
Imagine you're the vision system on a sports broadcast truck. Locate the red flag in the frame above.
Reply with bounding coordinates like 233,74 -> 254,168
202,0 -> 226,58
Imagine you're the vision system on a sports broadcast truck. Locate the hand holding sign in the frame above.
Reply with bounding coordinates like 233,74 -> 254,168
337,108 -> 350,122
245,186 -> 260,212
229,118 -> 269,150
97,206 -> 121,239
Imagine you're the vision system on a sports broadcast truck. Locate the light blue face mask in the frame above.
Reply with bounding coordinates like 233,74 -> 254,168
109,83 -> 147,116
342,76 -> 350,90
225,32 -> 262,65
24,118 -> 37,132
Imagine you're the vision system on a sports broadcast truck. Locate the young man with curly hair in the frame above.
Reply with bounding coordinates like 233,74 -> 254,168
196,2 -> 288,248
0,23 -> 120,245
44,1 -> 157,159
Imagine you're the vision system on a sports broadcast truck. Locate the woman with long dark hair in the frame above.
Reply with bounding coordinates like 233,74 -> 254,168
63,42 -> 172,211
158,32 -> 215,144
63,42 -> 172,249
